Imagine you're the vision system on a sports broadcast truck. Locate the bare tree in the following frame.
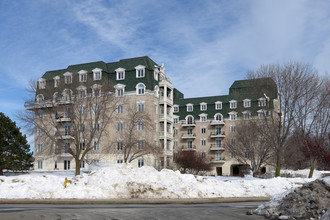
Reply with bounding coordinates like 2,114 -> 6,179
247,62 -> 324,177
225,120 -> 273,175
174,150 -> 212,175
106,103 -> 162,164
17,76 -> 120,175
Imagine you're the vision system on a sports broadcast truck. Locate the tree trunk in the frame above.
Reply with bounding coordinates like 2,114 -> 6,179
75,159 -> 81,176
308,159 -> 316,178
0,169 -> 3,176
275,163 -> 282,177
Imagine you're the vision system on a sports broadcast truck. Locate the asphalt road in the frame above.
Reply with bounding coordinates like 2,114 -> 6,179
0,202 -> 267,220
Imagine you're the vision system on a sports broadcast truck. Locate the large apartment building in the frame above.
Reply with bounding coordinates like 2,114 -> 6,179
26,56 -> 277,175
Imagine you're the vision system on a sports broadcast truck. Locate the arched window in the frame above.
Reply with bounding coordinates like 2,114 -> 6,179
53,92 -> 58,101
214,113 -> 223,121
154,85 -> 159,97
136,83 -> 145,95
36,94 -> 44,103
186,115 -> 194,124
62,89 -> 73,101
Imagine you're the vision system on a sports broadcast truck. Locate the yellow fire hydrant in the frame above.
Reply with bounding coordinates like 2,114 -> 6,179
64,177 -> 69,188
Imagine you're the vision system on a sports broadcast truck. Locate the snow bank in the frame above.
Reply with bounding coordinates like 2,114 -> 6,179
0,165 -> 323,199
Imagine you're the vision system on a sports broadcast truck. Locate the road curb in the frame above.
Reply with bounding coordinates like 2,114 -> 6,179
0,197 -> 271,204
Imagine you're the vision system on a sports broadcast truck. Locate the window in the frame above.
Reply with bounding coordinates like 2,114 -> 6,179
116,142 -> 123,150
79,105 -> 86,115
116,68 -> 125,80
95,121 -> 100,132
201,152 -> 206,159
135,65 -> 145,78
117,159 -> 123,164
215,126 -> 222,135
78,70 -> 87,82
38,128 -> 43,136
231,152 -> 236,158
37,143 -> 43,153
93,139 -> 100,150
214,113 -> 223,121
54,160 -> 58,169
93,68 -> 102,80
186,104 -> 193,112
54,76 -> 60,88
80,160 -> 85,168
154,70 -> 158,81
243,99 -> 251,108
137,121 -> 144,130
79,140 -> 85,150
187,140 -> 193,149
201,139 -> 206,146
65,142 -> 70,153
117,121 -> 123,132
174,129 -> 178,135
201,127 -> 206,134
230,138 -> 236,145
230,125 -> 236,132
200,115 -> 207,122
38,78 -> 46,89
215,101 -> 222,110
200,103 -> 207,111
137,102 -> 145,112
230,100 -> 237,109
64,72 -> 72,84
258,110 -> 265,119
258,98 -> 266,107
173,105 -> 179,113
138,159 -> 144,167
186,115 -> 194,124
36,94 -> 44,103
243,111 -> 251,120
187,128 -> 193,134
117,88 -> 124,96
79,123 -> 85,132
37,110 -> 43,119
229,112 -> 237,120
65,124 -> 71,136
137,140 -> 144,150
173,140 -> 178,147
62,89 -> 72,101
117,104 -> 123,114
136,83 -> 145,95
78,89 -> 87,98
37,160 -> 43,169
93,103 -> 100,113
174,118 -> 178,124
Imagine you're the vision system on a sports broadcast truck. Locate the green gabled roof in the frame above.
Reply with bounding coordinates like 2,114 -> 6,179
107,56 -> 158,72
67,61 -> 108,73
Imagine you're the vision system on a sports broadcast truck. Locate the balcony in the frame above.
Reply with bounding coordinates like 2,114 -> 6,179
182,121 -> 196,127
210,120 -> 225,126
181,133 -> 196,139
159,114 -> 172,122
181,145 -> 196,151
210,145 -> 225,151
210,132 -> 225,138
56,135 -> 74,140
211,158 -> 225,163
56,117 -> 71,123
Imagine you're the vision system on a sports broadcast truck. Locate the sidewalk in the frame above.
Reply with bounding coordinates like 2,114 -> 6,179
0,197 -> 270,204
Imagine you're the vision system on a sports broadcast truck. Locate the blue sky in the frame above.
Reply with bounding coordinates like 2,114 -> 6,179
1,0 -> 330,137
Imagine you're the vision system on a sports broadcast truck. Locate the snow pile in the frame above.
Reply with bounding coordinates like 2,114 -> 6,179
254,176 -> 330,219
0,164 -> 325,199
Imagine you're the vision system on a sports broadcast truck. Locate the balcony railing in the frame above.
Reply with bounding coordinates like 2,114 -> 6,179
56,117 -> 71,123
182,121 -> 196,127
181,133 -> 196,139
210,132 -> 225,138
181,145 -> 196,151
211,158 -> 225,163
210,120 -> 225,126
210,145 -> 225,151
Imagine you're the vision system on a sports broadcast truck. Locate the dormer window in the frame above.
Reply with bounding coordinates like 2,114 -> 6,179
38,78 -> 46,89
53,76 -> 60,88
77,86 -> 87,98
199,113 -> 207,122
36,94 -> 44,103
258,98 -> 266,107
215,101 -> 222,110
229,111 -> 237,120
243,111 -> 251,120
186,103 -> 193,112
229,100 -> 237,109
116,68 -> 125,80
200,102 -> 207,111
114,84 -> 126,97
243,99 -> 251,108
92,68 -> 102,81
173,105 -> 179,113
135,65 -> 145,78
63,72 -> 72,84
136,83 -> 146,95
214,113 -> 223,121
92,84 -> 102,97
78,70 -> 87,82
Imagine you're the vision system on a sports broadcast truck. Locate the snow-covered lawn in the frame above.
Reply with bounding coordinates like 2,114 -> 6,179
0,164 -> 328,199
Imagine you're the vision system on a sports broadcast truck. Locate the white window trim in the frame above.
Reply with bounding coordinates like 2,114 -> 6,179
229,100 -> 237,109
199,113 -> 208,122
38,78 -> 46,89
53,76 -> 60,88
173,104 -> 179,113
214,113 -> 223,121
243,99 -> 251,108
186,103 -> 193,112
136,101 -> 145,112
114,84 -> 126,97
115,67 -> 125,80
215,101 -> 222,110
63,72 -> 73,84
200,102 -> 207,111
92,68 -> 102,81
185,115 -> 194,124
135,65 -> 146,78
242,111 -> 251,120
78,70 -> 88,82
136,83 -> 146,95
229,111 -> 237,120
258,97 -> 267,107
